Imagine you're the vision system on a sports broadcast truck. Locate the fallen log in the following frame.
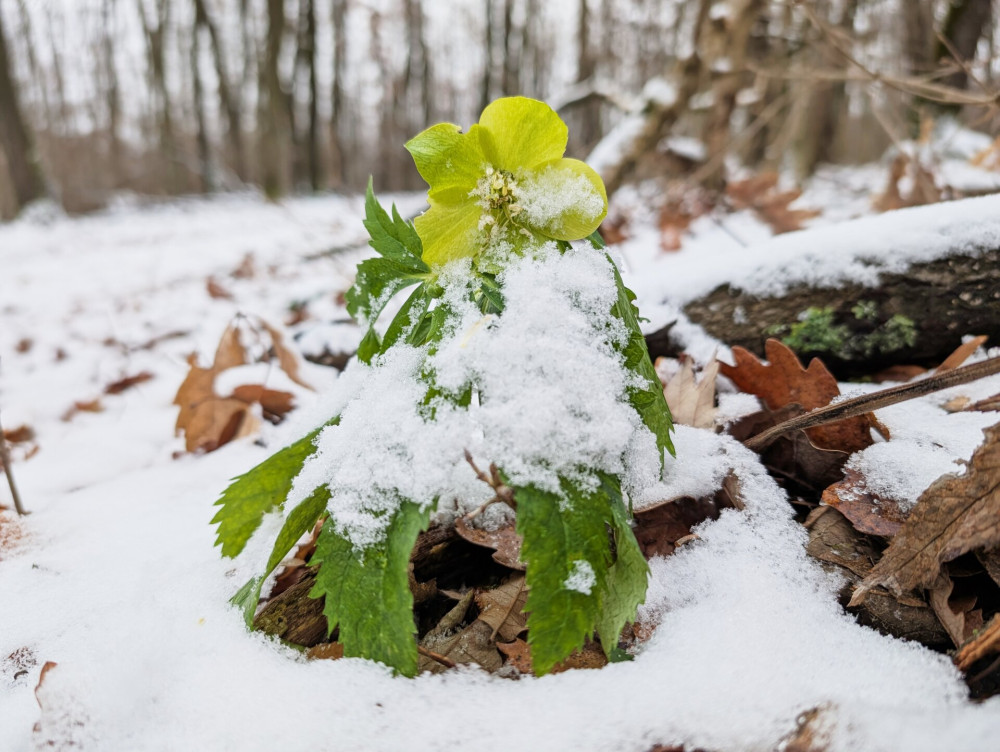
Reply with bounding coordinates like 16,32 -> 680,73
665,196 -> 1000,376
685,247 -> 1000,374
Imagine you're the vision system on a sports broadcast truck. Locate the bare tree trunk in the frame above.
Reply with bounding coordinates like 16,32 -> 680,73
501,0 -> 519,96
294,0 -> 322,190
571,0 -> 601,154
193,0 -> 245,181
190,19 -> 214,191
261,0 -> 291,198
794,0 -> 859,177
699,0 -> 765,192
481,0 -> 495,113
137,0 -> 181,193
937,0 -> 993,91
403,0 -> 432,127
0,4 -> 47,211
101,0 -> 122,185
330,0 -> 347,188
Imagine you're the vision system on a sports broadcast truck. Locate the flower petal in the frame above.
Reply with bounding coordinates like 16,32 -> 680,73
478,97 -> 568,172
414,201 -> 483,267
405,123 -> 486,200
516,158 -> 608,241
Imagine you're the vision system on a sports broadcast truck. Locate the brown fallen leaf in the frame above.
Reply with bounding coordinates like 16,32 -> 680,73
305,643 -> 345,661
928,572 -> 982,647
633,496 -> 721,559
260,321 -> 313,391
15,338 -> 32,353
418,592 -> 503,674
496,638 -> 608,675
3,425 -> 35,444
820,468 -> 908,538
104,371 -> 154,395
804,507 -> 949,647
720,339 -> 874,453
872,364 -> 927,383
729,405 -> 850,497
230,384 -> 296,424
206,277 -> 234,300
61,399 -> 104,422
454,515 -> 524,570
726,172 -> 820,234
955,614 -> 1000,672
780,706 -> 832,752
475,575 -> 527,642
231,252 -> 256,279
850,421 -> 1000,607
659,356 -> 719,429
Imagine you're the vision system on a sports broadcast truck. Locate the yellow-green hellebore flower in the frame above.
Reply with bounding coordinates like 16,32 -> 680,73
405,96 -> 608,267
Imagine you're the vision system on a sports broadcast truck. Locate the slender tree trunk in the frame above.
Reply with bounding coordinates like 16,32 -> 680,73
293,0 -> 321,190
193,0 -> 245,181
572,0 -> 601,154
501,0 -> 519,96
481,0 -> 495,113
190,21 -> 214,191
937,0 -> 993,91
699,0 -> 765,192
261,0 -> 291,198
330,0 -> 347,187
0,4 -> 47,211
137,0 -> 181,193
101,0 -> 122,185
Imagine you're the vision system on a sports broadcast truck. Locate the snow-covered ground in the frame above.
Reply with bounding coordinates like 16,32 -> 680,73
2,189 -> 1000,751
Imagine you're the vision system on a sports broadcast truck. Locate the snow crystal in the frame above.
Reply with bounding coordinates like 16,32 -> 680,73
564,560 -> 596,595
517,164 -> 605,234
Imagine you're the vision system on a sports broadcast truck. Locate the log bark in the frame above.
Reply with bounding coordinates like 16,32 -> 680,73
682,247 -> 1000,376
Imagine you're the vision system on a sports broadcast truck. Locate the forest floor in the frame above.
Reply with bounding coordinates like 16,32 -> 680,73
2,158 -> 1000,751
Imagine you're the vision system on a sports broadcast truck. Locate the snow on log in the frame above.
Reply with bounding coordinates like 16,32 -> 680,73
673,195 -> 1000,372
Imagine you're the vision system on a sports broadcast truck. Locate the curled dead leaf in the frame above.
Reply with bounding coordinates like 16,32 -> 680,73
850,421 -> 1000,607
658,355 -> 719,429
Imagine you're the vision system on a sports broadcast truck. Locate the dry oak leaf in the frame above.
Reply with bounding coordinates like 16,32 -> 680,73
850,421 -> 1000,607
475,575 -> 528,642
720,339 -> 875,453
725,172 -> 820,234
658,355 -> 719,429
454,515 -> 524,571
496,638 -> 608,675
820,468 -> 908,538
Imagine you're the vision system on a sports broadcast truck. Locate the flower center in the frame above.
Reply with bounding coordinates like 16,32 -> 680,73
472,166 -> 524,233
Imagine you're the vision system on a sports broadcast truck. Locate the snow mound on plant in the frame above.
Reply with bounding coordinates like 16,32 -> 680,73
286,244 -> 661,548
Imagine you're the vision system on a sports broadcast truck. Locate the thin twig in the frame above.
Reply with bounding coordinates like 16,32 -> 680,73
463,449 -> 516,511
793,0 -> 1000,110
744,355 -> 1000,452
0,409 -> 27,516
417,645 -> 457,669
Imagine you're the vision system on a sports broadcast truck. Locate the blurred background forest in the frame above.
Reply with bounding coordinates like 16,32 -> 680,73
0,0 -> 997,220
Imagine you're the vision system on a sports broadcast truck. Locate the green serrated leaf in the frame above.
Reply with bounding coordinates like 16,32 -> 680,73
607,256 -> 675,463
515,477 -> 614,676
309,501 -> 432,676
356,327 -> 382,365
363,178 -> 421,263
231,486 -> 331,625
212,424 -> 333,558
476,275 -> 505,314
391,204 -> 423,256
594,475 -> 648,657
380,283 -> 431,355
346,256 -> 428,325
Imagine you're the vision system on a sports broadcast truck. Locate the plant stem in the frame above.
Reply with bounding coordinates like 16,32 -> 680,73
0,408 -> 27,515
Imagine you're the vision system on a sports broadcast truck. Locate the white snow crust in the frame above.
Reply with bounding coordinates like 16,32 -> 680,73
2,190 -> 1000,752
